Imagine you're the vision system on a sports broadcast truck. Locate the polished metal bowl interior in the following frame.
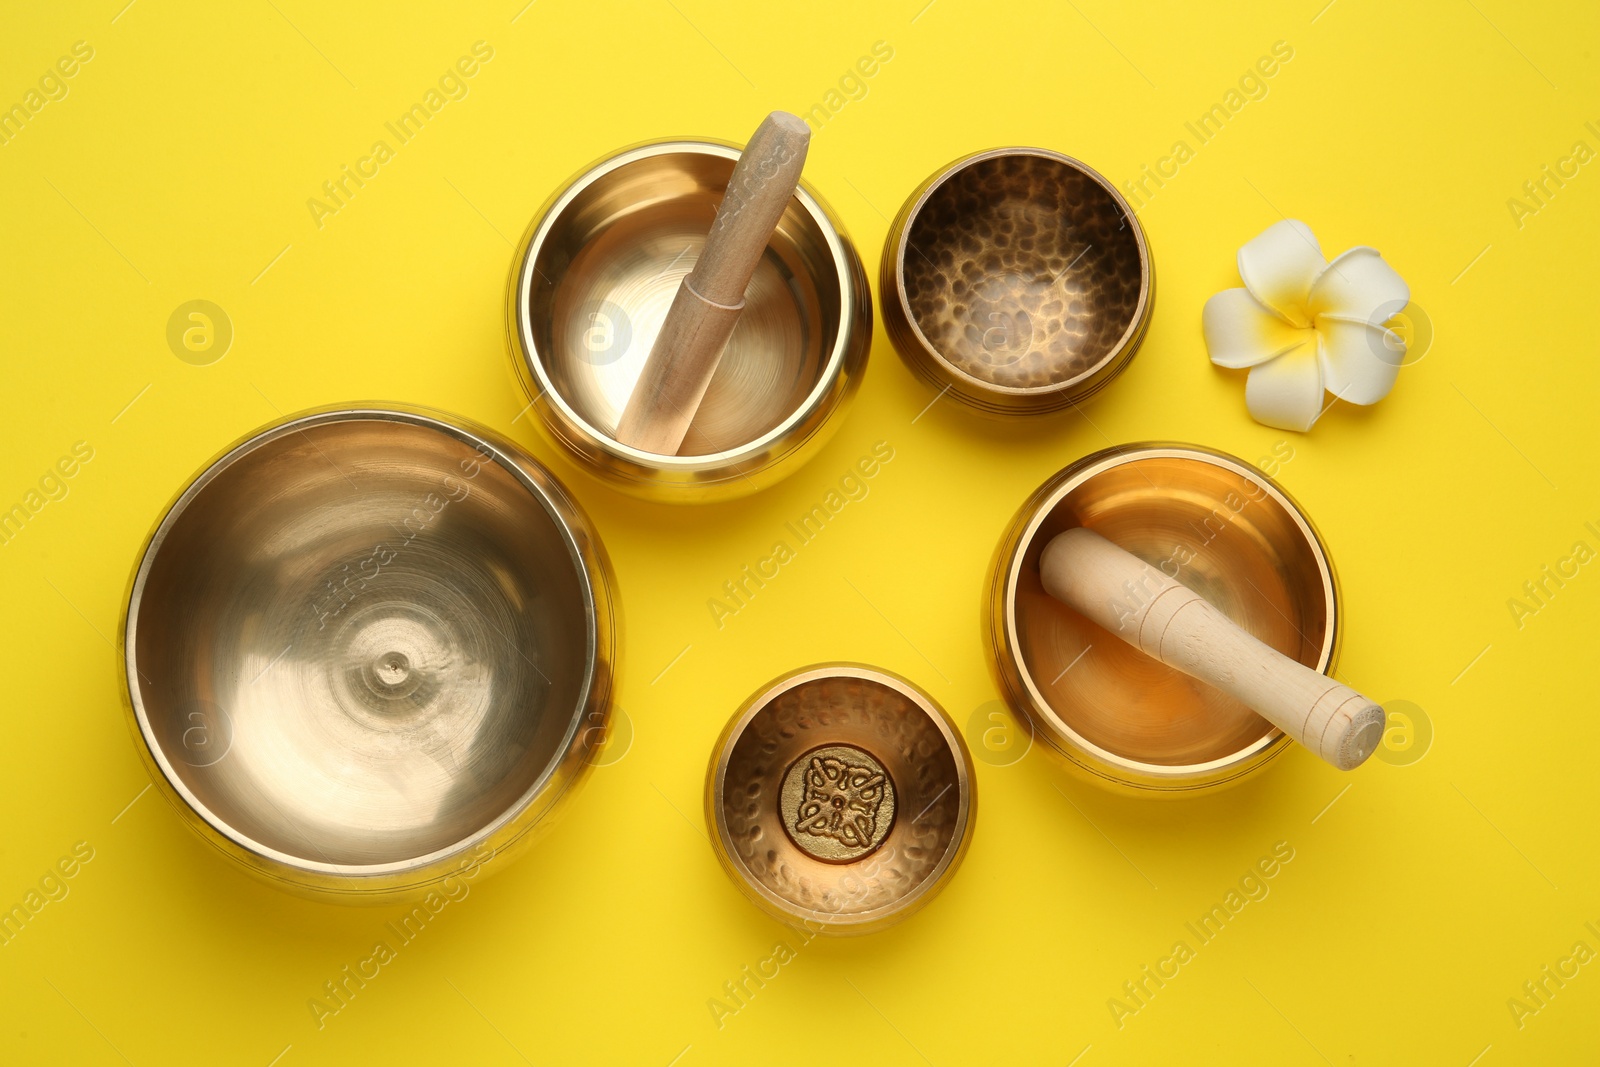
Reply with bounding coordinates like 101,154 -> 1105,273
124,409 -> 610,893
990,445 -> 1337,792
512,141 -> 870,498
707,665 -> 973,934
882,148 -> 1152,415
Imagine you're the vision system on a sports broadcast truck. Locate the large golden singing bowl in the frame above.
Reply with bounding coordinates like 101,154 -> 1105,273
987,445 -> 1338,795
881,148 -> 1153,416
121,408 -> 616,901
706,665 -> 975,935
510,140 -> 872,503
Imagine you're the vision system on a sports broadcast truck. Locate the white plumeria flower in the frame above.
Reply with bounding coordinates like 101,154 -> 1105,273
1203,219 -> 1410,432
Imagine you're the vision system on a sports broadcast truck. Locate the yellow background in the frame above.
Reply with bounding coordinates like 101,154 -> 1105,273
2,0 -> 1597,1063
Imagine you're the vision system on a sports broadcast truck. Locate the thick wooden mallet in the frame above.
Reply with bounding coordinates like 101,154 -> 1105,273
1040,528 -> 1385,771
614,111 -> 811,455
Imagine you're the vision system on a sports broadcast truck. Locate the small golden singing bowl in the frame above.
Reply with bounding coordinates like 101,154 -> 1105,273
881,148 -> 1153,416
121,407 -> 616,901
510,140 -> 872,502
987,444 -> 1339,794
705,665 -> 975,935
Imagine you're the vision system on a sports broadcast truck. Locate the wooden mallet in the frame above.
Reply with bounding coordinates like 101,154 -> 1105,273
1040,528 -> 1386,771
614,111 -> 811,455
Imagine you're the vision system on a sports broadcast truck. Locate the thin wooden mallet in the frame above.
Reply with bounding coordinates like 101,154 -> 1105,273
613,111 -> 811,455
1040,527 -> 1386,771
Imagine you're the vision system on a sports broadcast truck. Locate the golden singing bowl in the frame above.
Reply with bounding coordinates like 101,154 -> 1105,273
705,665 -> 975,935
881,148 -> 1153,416
121,407 -> 616,901
510,140 -> 872,502
987,445 -> 1339,794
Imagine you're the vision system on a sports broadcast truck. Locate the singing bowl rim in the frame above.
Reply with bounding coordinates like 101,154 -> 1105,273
881,147 -> 1154,413
988,443 -> 1340,792
704,663 -> 976,933
510,138 -> 868,480
120,405 -> 614,893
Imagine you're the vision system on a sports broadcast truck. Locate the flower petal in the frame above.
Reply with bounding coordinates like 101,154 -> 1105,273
1237,220 -> 1324,328
1244,345 -> 1325,432
1316,314 -> 1402,405
1308,247 -> 1410,323
1204,288 -> 1317,369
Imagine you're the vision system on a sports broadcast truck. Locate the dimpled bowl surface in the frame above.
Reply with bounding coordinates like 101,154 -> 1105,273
882,148 -> 1152,416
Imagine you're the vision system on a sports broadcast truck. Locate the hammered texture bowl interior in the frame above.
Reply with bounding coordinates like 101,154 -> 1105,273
128,415 -> 593,869
715,671 -> 966,924
1012,452 -> 1331,767
902,152 -> 1144,390
526,147 -> 840,456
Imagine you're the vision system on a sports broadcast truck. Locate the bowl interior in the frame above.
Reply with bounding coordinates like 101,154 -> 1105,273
1013,454 -> 1331,766
130,417 -> 593,868
901,152 -> 1143,390
526,148 -> 841,457
719,673 -> 963,920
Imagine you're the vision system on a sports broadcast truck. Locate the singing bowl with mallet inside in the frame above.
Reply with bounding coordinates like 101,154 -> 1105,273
509,139 -> 872,502
986,443 -> 1346,795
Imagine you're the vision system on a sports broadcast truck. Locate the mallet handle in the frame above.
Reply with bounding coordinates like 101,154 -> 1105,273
614,111 -> 811,455
1039,527 -> 1384,771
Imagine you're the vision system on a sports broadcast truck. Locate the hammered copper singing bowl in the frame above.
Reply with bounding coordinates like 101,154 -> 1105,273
706,666 -> 974,935
511,140 -> 871,501
882,148 -> 1153,415
988,445 -> 1339,794
122,409 -> 615,899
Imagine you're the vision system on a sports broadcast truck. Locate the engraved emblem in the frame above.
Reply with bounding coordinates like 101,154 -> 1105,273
778,745 -> 896,862
796,756 -> 885,846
